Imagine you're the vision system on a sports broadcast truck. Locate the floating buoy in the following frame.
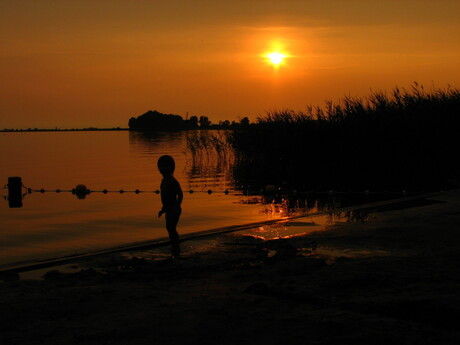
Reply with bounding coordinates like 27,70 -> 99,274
224,189 -> 229,195
8,176 -> 23,208
74,184 -> 89,199
207,189 -> 212,194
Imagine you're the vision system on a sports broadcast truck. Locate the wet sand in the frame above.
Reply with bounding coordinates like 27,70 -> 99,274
1,190 -> 460,344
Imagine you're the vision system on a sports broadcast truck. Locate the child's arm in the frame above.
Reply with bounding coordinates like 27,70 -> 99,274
177,182 -> 183,206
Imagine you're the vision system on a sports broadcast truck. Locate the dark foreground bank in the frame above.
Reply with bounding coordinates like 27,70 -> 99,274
1,190 -> 460,345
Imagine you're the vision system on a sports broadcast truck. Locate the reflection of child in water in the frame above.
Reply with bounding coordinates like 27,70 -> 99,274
157,155 -> 183,257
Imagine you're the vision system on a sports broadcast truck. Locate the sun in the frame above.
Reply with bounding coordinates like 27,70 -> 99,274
267,52 -> 285,65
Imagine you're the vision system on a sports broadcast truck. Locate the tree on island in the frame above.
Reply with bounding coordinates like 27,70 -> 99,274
188,115 -> 199,128
128,110 -> 195,131
128,110 -> 250,131
199,116 -> 211,128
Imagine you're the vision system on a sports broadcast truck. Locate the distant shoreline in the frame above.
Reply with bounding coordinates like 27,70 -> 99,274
0,128 -> 129,133
1,128 -> 227,133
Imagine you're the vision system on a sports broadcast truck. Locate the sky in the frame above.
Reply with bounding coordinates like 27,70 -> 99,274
1,0 -> 459,128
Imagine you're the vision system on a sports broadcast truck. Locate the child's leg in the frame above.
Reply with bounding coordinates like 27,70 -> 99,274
165,209 -> 181,256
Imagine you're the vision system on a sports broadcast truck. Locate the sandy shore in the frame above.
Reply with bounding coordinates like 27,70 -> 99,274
1,191 -> 460,344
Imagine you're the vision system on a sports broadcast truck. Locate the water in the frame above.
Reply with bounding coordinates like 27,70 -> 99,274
0,130 -> 283,269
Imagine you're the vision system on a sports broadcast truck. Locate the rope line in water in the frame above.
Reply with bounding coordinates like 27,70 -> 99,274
3,177 -> 442,208
21,186 -> 421,196
10,182 -> 438,198
23,186 -> 231,195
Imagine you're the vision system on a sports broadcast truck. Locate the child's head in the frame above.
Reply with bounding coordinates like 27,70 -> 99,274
157,155 -> 175,176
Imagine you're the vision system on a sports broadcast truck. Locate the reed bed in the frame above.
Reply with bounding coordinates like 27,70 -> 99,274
186,130 -> 233,162
185,84 -> 460,191
228,84 -> 460,191
185,130 -> 235,188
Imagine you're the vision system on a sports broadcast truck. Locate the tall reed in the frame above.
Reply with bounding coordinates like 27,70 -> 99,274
229,84 -> 460,191
185,130 -> 235,188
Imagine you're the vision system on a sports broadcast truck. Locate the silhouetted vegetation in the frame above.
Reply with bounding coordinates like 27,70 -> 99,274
191,84 -> 460,191
233,84 -> 460,191
128,110 -> 250,131
184,131 -> 236,192
129,110 -> 193,131
186,130 -> 233,160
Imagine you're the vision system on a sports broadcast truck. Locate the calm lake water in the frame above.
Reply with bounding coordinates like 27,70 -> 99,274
1,130 -> 294,269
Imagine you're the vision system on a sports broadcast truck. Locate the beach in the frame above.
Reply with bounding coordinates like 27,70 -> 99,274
1,190 -> 460,345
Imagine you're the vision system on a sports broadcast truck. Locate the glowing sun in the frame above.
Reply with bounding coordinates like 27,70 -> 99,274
266,52 -> 286,66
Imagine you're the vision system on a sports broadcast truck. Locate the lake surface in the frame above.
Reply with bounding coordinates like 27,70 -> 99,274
0,130 -> 294,269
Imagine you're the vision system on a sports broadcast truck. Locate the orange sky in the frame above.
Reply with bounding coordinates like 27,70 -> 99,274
1,0 -> 459,128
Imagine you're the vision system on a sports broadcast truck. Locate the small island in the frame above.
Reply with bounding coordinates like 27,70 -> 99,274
128,110 -> 249,131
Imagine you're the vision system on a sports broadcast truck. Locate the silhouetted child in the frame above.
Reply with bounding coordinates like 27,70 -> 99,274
157,155 -> 183,257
